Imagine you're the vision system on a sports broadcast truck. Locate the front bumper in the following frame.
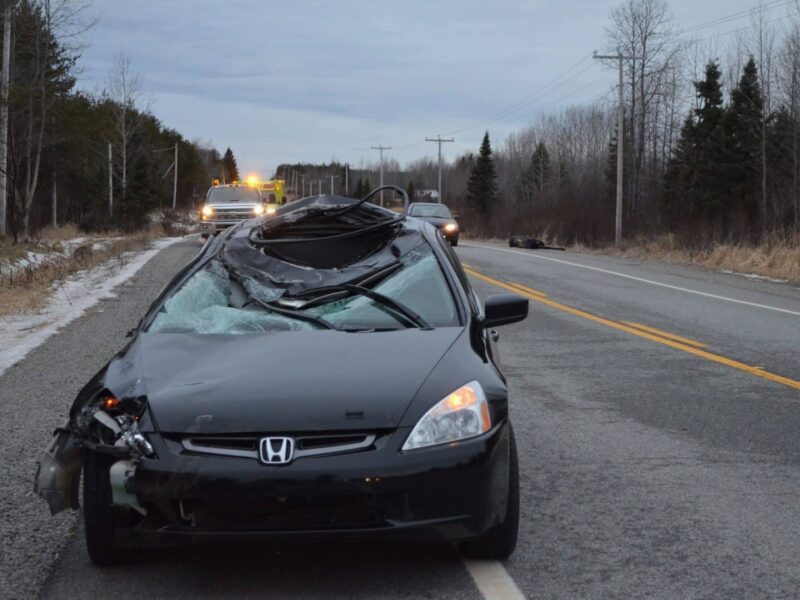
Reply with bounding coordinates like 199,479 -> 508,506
200,220 -> 242,233
119,422 -> 511,547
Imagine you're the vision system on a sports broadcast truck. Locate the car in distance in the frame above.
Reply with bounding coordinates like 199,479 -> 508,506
199,183 -> 271,238
407,202 -> 460,246
34,186 -> 528,565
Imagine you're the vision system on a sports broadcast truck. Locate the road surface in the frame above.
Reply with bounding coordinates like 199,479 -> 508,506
1,237 -> 799,598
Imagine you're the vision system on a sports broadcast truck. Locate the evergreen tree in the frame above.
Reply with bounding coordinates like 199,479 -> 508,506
221,147 -> 240,183
724,56 -> 763,222
122,152 -> 158,231
466,132 -> 498,214
663,61 -> 727,223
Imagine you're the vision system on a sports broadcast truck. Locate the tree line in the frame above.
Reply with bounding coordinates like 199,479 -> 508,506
424,0 -> 800,245
1,0 -> 237,241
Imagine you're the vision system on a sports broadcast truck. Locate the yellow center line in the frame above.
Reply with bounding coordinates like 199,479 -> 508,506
503,281 -> 548,298
464,266 -> 800,392
621,321 -> 708,348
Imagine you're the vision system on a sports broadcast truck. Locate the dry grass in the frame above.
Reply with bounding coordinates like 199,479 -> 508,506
35,223 -> 85,242
579,233 -> 800,284
0,224 -> 169,317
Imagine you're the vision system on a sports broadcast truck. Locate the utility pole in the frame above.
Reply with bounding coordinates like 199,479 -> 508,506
0,4 -> 12,236
318,179 -> 323,194
425,136 -> 454,203
371,145 -> 391,206
345,163 -> 349,196
108,142 -> 114,217
172,142 -> 179,210
310,180 -> 314,195
593,51 -> 627,245
301,176 -> 305,197
329,174 -> 339,195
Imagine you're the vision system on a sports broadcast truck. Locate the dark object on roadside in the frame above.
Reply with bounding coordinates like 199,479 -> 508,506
509,235 -> 565,251
34,185 -> 528,565
407,202 -> 459,246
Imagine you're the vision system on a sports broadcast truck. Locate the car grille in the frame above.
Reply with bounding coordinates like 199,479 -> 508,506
182,495 -> 388,531
211,207 -> 256,220
181,433 -> 377,461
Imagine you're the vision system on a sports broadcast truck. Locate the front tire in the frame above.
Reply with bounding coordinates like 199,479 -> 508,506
459,426 -> 519,560
83,451 -> 126,566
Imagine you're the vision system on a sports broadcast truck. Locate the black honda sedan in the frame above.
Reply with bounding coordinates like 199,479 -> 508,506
35,187 -> 528,565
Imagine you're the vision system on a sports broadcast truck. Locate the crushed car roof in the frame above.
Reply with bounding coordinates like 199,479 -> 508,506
221,192 -> 426,297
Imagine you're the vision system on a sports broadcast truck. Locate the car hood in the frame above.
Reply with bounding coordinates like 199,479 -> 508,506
127,329 -> 462,434
413,216 -> 456,228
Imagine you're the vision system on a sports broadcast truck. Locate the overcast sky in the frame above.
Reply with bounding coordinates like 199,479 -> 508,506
77,0 -> 761,177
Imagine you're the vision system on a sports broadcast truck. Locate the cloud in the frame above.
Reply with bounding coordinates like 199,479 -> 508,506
77,0 -> 747,173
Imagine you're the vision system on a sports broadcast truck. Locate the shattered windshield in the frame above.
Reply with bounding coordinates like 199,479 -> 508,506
147,241 -> 458,334
409,204 -> 452,218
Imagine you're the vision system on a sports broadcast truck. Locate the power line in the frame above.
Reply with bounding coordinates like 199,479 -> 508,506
678,0 -> 794,35
383,0 -> 800,161
441,57 -> 596,138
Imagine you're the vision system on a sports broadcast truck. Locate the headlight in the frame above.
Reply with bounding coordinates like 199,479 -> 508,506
266,206 -> 277,215
201,205 -> 214,219
444,223 -> 458,233
253,204 -> 265,215
402,381 -> 491,451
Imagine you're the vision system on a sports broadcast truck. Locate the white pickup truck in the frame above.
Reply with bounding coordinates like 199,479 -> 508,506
200,184 -> 274,238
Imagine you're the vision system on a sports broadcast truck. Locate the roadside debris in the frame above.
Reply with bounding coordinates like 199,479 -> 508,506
508,235 -> 565,251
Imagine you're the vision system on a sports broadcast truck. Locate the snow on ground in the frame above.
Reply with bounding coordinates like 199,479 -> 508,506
0,236 -> 132,279
0,237 -> 184,378
721,269 -> 790,284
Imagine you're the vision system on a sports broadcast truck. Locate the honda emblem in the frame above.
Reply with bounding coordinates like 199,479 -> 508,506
259,437 -> 295,465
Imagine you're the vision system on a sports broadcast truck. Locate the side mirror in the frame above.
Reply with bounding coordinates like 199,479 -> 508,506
452,213 -> 460,220
484,294 -> 528,327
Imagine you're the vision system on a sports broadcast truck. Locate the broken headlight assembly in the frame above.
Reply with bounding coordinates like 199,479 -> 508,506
402,381 -> 491,451
78,393 -> 155,459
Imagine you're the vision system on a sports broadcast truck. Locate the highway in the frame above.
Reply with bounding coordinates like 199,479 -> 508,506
2,237 -> 799,598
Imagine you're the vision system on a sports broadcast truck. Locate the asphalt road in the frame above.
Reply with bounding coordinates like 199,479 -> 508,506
1,237 -> 799,598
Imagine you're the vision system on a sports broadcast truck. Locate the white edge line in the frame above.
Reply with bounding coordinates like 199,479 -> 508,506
462,242 -> 800,318
462,558 -> 526,600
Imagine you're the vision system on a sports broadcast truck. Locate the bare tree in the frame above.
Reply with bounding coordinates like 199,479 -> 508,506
606,0 -> 678,221
105,51 -> 143,200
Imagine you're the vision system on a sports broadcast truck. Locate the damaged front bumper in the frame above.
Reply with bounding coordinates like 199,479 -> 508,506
109,422 -> 510,547
34,428 -> 83,515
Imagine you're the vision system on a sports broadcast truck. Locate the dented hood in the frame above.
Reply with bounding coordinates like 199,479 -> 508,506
126,328 -> 462,434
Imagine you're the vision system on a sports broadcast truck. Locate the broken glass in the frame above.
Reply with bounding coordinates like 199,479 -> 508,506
148,261 -> 315,334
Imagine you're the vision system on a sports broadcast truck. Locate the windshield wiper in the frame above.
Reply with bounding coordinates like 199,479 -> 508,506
343,284 -> 431,330
293,262 -> 404,310
248,295 -> 339,330
227,268 -> 339,330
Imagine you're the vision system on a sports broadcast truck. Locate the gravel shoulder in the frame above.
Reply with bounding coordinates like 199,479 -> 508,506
0,239 -> 200,600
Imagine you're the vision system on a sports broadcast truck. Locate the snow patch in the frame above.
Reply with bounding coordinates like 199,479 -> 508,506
721,270 -> 789,284
0,237 -> 184,379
